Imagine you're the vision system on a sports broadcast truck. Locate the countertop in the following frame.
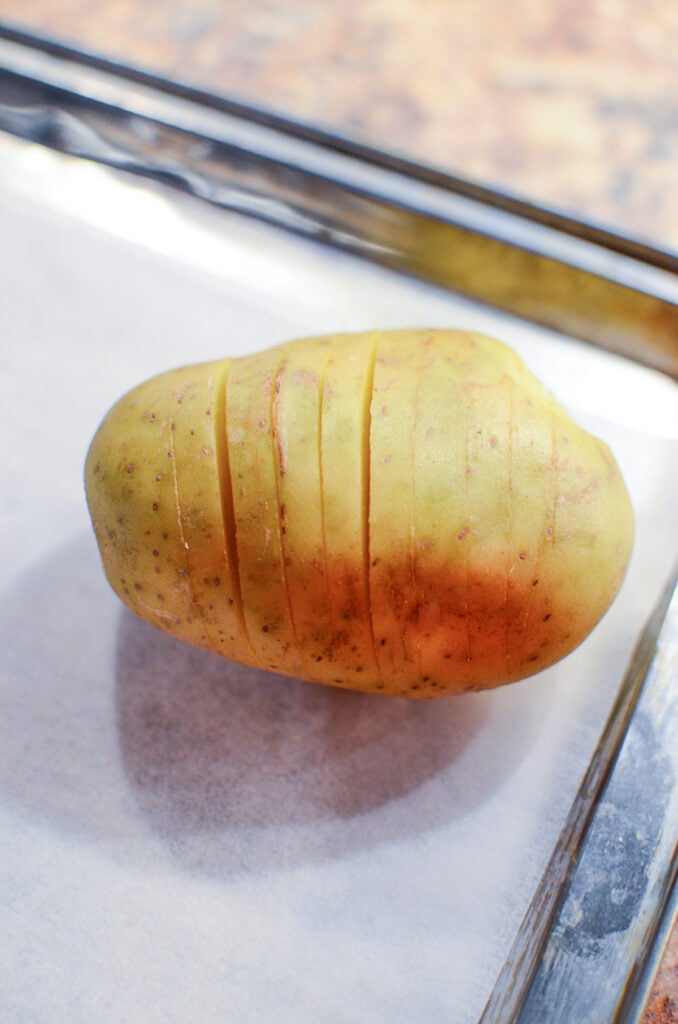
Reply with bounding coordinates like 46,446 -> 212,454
0,1 -> 676,1019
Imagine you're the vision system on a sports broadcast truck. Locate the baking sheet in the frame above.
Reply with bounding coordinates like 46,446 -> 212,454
1,132 -> 676,1024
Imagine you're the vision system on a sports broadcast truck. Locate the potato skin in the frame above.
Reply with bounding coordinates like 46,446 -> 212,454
85,329 -> 634,697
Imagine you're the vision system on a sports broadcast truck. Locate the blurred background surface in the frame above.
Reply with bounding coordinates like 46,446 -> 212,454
1,0 -> 677,251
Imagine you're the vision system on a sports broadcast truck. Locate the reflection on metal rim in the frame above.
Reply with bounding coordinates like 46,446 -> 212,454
0,26 -> 676,378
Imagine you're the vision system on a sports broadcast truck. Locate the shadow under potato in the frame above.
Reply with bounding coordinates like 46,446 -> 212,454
0,532 -> 549,879
115,595 -> 554,876
116,610 -> 488,830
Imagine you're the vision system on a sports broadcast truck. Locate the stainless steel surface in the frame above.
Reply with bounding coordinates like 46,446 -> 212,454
0,28 -> 676,377
482,568 -> 678,1023
521,569 -> 678,1024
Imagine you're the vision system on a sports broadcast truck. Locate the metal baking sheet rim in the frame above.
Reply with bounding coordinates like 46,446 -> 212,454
0,24 -> 676,381
0,25 -> 676,1024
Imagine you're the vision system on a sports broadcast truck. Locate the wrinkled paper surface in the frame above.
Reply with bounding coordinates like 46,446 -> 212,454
1,135 -> 676,1023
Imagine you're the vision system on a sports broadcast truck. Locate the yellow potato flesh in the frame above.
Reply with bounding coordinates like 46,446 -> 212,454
85,329 -> 634,698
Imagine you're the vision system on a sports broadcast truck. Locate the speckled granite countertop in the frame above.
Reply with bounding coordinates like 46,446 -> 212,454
0,1 -> 676,1020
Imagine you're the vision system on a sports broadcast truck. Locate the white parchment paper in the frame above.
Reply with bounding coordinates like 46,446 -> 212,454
1,134 -> 676,1024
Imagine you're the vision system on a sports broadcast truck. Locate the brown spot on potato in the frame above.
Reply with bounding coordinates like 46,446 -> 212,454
85,328 -> 633,700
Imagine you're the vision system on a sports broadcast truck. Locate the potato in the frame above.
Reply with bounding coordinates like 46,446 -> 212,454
85,329 -> 634,698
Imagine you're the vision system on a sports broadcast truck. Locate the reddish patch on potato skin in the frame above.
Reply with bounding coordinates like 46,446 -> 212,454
410,561 -> 562,693
232,523 -> 607,695
86,330 -> 634,699
290,553 -> 379,686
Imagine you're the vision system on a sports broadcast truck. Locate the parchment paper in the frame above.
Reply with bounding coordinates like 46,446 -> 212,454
1,134 -> 676,1024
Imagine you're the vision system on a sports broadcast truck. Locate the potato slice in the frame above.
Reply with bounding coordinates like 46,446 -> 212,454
318,331 -> 381,689
226,347 -> 305,675
170,359 -> 253,667
271,334 -> 331,675
368,329 -> 427,693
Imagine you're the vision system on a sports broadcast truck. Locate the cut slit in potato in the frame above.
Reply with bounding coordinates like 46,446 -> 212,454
85,329 -> 635,698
